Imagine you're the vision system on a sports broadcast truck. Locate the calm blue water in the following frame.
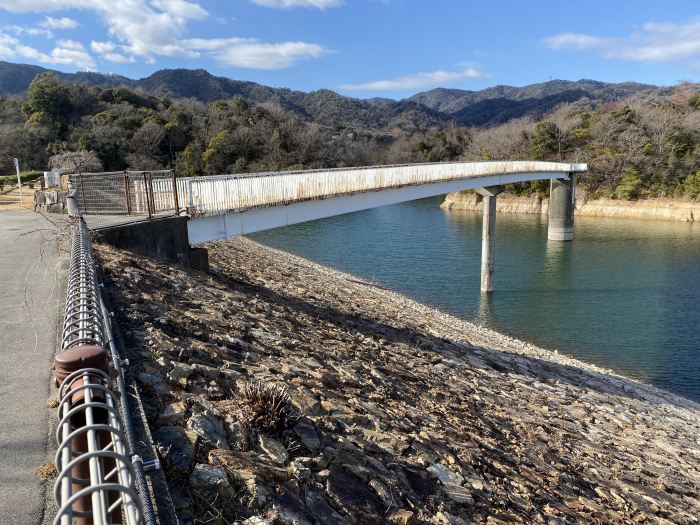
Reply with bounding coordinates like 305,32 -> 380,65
250,197 -> 700,401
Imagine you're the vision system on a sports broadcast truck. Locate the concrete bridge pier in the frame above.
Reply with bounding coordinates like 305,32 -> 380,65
548,174 -> 575,241
477,185 -> 504,293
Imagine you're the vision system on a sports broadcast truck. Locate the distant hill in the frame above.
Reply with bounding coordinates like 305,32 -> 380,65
0,61 -> 452,132
408,79 -> 663,126
0,61 -> 665,130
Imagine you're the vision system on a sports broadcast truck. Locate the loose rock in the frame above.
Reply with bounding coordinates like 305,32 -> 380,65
97,238 -> 700,525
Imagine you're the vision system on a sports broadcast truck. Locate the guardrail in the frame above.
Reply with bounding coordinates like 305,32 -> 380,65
69,161 -> 586,228
69,171 -> 179,230
176,161 -> 587,216
52,190 -> 152,524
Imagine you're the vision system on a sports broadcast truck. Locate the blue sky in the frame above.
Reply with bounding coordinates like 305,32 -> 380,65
0,0 -> 699,99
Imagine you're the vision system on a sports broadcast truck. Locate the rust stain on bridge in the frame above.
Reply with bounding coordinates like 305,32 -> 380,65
71,161 -> 587,230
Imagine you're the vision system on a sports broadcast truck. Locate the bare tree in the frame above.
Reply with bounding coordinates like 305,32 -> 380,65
48,150 -> 103,174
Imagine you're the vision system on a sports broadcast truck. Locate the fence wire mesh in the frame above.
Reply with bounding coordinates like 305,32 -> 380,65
69,171 -> 180,230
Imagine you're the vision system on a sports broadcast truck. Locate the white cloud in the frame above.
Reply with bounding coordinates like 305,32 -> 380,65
216,41 -> 329,69
50,38 -> 95,68
544,18 -> 700,63
150,0 -> 208,20
91,40 -> 136,63
0,31 -> 94,69
0,0 -> 331,69
250,0 -> 342,9
542,32 -> 606,50
102,51 -> 135,63
90,40 -> 115,54
41,16 -> 79,29
185,37 -> 331,69
339,67 -> 489,91
0,15 -> 77,39
25,27 -> 53,36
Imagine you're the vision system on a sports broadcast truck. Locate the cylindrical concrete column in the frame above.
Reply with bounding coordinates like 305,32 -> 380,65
477,185 -> 503,293
480,194 -> 497,293
548,175 -> 575,241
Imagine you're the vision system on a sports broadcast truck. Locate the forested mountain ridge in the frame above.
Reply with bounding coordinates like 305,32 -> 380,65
0,61 -> 453,132
0,61 -> 664,130
408,80 -> 665,125
1,61 -> 699,201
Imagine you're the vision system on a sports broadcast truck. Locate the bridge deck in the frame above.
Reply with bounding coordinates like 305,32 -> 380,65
178,160 -> 586,217
74,161 -> 586,237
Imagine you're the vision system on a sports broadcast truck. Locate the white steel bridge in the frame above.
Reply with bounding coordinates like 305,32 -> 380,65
74,160 -> 586,292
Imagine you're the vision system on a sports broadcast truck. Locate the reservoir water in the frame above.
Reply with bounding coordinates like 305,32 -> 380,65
251,196 -> 700,402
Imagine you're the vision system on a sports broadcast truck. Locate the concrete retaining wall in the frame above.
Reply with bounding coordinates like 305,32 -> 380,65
94,216 -> 208,271
441,191 -> 700,222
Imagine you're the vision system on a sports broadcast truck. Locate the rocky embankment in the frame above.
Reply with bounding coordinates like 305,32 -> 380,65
441,191 -> 700,221
96,239 -> 700,525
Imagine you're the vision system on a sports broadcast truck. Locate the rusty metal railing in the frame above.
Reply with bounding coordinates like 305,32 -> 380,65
68,162 -> 586,226
52,190 -> 149,524
54,368 -> 140,525
69,171 -> 180,230
176,161 -> 588,216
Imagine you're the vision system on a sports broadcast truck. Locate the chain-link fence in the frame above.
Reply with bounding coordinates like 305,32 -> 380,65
69,171 -> 180,230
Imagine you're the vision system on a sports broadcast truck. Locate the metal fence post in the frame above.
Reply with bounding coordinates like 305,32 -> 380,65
142,172 -> 152,219
124,172 -> 132,215
78,174 -> 88,214
147,173 -> 156,217
171,170 -> 180,215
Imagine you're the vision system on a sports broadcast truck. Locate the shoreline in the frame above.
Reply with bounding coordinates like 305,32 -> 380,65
441,191 -> 700,222
250,238 -> 699,411
97,237 -> 700,524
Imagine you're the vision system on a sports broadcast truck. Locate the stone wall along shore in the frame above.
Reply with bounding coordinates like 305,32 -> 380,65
441,191 -> 700,222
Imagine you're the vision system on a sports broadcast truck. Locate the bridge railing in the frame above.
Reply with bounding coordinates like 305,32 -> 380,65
70,171 -> 180,230
176,161 -> 586,216
70,161 -> 585,227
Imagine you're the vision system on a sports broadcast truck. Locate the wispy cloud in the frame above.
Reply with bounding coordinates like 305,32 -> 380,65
0,32 -> 94,69
41,16 -> 79,30
0,0 -> 331,69
250,0 -> 343,9
185,37 -> 332,69
339,67 -> 489,91
544,18 -> 700,63
542,33 -> 606,51
102,52 -> 135,63
90,40 -> 136,63
1,14 -> 78,39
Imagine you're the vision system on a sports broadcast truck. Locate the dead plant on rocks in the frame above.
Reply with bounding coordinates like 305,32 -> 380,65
235,381 -> 298,435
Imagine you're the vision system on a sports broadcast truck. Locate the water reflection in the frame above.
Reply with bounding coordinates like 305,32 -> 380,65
251,197 -> 700,401
476,292 -> 493,326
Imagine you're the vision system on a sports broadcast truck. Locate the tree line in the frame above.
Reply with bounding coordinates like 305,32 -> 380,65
1,72 -> 699,200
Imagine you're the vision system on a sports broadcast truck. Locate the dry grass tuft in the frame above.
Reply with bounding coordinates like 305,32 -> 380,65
36,460 -> 57,480
235,381 -> 297,434
47,398 -> 59,408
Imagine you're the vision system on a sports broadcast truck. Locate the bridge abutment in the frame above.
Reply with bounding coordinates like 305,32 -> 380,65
548,174 -> 575,241
477,185 -> 505,293
95,216 -> 209,272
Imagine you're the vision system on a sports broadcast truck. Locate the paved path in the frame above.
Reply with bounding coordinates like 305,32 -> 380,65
0,211 -> 67,524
